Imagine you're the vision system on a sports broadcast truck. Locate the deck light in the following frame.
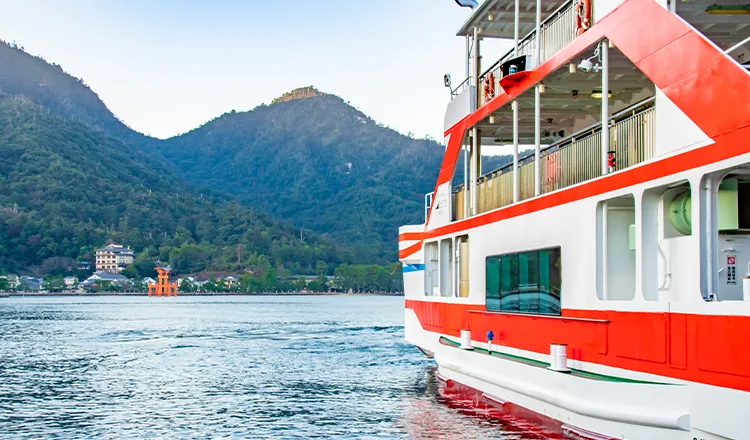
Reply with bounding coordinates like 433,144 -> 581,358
489,115 -> 496,124
591,90 -> 612,99
488,11 -> 494,20
706,4 -> 750,14
538,82 -> 546,93
569,63 -> 577,74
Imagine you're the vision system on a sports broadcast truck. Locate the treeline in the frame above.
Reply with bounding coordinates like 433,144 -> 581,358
0,95 -> 353,275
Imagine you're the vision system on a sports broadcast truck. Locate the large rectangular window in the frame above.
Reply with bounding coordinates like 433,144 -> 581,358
486,247 -> 562,315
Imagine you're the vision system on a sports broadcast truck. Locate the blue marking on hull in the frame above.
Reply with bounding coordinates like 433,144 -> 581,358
402,264 -> 424,273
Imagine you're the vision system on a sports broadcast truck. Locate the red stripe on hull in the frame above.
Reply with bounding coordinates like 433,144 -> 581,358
407,300 -> 750,392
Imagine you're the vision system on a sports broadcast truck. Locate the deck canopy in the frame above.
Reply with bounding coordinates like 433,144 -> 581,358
457,0 -> 570,39
475,45 -> 653,145
677,0 -> 750,53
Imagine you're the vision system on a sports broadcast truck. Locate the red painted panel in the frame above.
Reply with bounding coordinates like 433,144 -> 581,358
611,311 -> 667,364
398,232 -> 424,242
604,0 -> 690,65
669,313 -> 687,370
406,300 -> 750,392
696,315 -> 750,378
663,68 -> 750,139
635,31 -> 721,92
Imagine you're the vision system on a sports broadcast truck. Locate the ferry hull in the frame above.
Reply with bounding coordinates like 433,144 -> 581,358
407,309 -> 742,440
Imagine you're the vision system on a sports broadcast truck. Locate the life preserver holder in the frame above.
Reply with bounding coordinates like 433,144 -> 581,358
483,73 -> 495,102
575,0 -> 592,36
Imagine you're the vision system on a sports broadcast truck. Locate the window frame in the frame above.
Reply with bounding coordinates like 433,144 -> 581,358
485,246 -> 562,316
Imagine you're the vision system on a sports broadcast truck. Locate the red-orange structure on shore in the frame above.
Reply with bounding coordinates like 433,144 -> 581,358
148,266 -> 178,296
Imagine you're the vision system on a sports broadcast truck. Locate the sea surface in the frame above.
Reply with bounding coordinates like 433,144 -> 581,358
0,295 -> 543,439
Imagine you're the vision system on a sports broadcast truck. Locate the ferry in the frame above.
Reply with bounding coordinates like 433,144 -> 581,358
400,0 -> 750,438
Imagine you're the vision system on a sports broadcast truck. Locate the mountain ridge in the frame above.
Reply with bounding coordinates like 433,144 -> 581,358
0,40 -> 511,267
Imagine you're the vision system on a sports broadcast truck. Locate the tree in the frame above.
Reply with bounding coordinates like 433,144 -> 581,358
133,252 -> 157,278
169,245 -> 208,274
179,279 -> 196,292
42,275 -> 65,292
294,277 -> 307,292
0,278 -> 9,292
307,279 -> 322,292
121,264 -> 138,279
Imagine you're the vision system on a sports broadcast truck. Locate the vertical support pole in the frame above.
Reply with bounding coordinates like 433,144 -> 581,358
601,41 -> 609,176
466,35 -> 471,91
463,142 -> 469,218
534,0 -> 542,196
534,86 -> 541,196
513,100 -> 519,203
535,0 -> 542,65
471,128 -> 479,215
470,26 -> 480,216
602,201 -> 608,300
514,0 -> 520,55
472,27 -> 480,105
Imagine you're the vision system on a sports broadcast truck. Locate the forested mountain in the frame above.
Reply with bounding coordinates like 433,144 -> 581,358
0,93 -> 349,275
157,89 -> 442,262
0,41 -> 152,147
159,88 -> 512,262
0,40 -> 511,273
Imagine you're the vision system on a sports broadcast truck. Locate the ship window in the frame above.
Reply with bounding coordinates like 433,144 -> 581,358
485,247 -> 562,315
424,242 -> 439,296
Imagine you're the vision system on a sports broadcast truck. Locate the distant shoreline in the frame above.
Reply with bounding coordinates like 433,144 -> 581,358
1,291 -> 404,298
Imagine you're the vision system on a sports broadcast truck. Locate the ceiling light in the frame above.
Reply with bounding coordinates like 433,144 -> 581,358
488,11 -> 494,20
569,63 -> 577,74
706,4 -> 750,14
538,83 -> 546,93
591,90 -> 612,99
578,58 -> 594,72
489,115 -> 496,124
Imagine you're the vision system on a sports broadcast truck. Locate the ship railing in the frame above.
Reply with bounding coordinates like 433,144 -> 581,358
451,97 -> 655,220
450,76 -> 473,100
478,0 -> 576,107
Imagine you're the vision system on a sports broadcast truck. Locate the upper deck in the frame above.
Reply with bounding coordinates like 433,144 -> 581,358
433,0 -> 750,227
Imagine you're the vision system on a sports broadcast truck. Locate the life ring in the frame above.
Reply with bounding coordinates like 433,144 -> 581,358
575,0 -> 592,36
483,73 -> 495,102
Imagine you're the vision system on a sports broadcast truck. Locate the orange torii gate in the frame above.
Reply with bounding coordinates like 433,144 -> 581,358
148,266 -> 178,296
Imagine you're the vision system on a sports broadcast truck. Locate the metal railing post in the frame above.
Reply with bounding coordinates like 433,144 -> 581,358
513,100 -> 520,203
601,41 -> 609,175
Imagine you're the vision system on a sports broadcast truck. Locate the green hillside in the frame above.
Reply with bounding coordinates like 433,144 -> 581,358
0,93 -> 349,276
0,40 -> 510,269
159,88 -> 511,262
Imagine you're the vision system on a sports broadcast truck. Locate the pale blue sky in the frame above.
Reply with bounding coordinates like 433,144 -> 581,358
0,0 -> 512,143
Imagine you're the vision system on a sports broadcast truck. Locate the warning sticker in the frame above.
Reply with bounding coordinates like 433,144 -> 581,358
728,256 -> 736,265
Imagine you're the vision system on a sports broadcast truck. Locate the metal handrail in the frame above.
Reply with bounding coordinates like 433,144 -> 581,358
450,76 -> 473,99
450,0 -> 575,100
480,0 -> 575,80
453,96 -> 656,189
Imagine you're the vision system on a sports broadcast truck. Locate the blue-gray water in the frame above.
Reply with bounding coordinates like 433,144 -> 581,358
0,295 -> 535,439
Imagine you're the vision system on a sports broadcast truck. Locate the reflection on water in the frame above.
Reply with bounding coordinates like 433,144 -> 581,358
0,296 -> 547,439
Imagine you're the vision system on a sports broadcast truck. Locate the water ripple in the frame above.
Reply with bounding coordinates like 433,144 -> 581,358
0,295 -> 546,439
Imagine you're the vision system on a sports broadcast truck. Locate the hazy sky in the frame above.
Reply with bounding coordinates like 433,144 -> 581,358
0,0 -> 513,143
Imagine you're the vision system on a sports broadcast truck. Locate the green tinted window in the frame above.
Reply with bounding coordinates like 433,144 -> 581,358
485,247 -> 561,315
